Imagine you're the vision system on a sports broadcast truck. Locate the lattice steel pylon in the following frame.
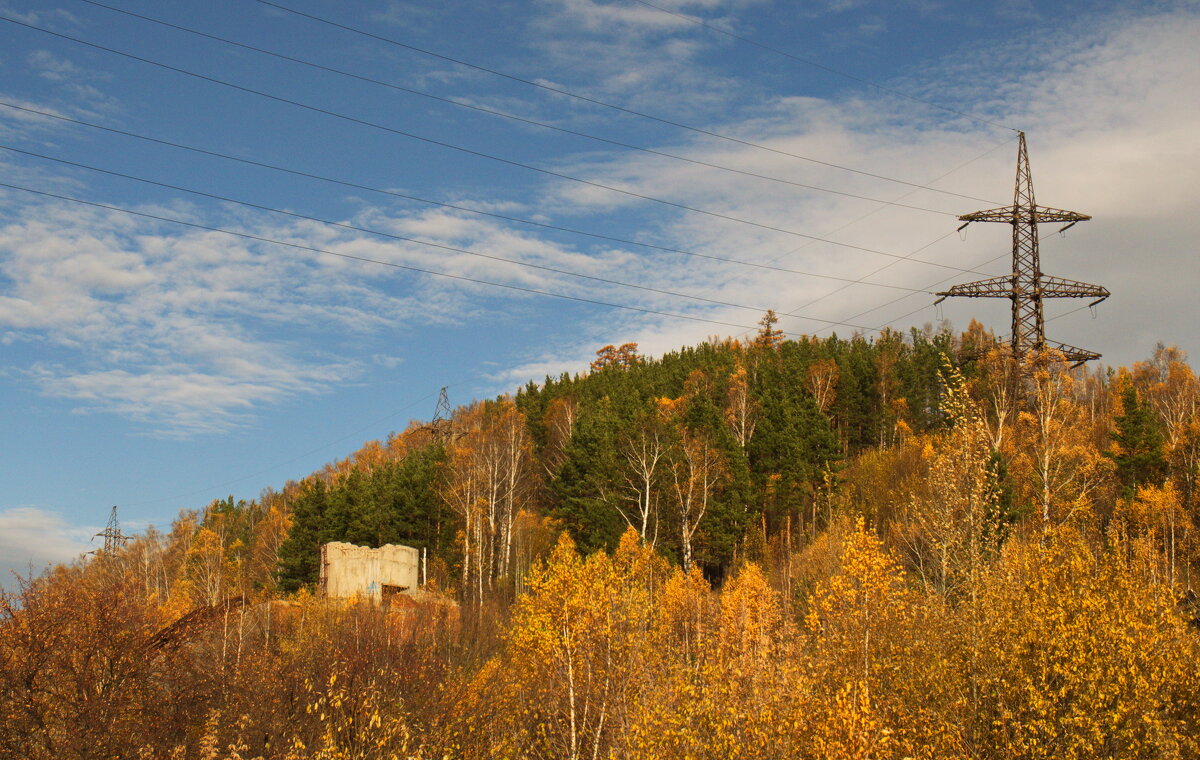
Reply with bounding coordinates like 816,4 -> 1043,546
429,386 -> 459,444
936,132 -> 1109,366
91,505 -> 129,555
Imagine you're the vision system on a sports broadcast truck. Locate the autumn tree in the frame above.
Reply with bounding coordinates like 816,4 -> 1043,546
898,363 -> 1002,598
472,531 -> 665,760
444,399 -> 536,602
724,361 -> 759,451
1114,482 -> 1195,587
0,561 -> 162,760
972,344 -> 1022,450
539,395 -> 579,479
1140,347 -> 1200,510
807,357 -> 840,415
589,342 -> 641,372
658,387 -> 730,571
616,400 -> 672,547
752,309 -> 783,352
805,519 -> 964,758
972,527 -> 1200,758
1011,352 -> 1109,526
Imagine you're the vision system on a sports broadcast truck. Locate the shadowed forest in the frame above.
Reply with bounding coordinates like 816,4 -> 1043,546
3,316 -> 1200,759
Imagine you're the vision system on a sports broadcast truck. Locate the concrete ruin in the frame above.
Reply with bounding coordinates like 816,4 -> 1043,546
319,541 -> 419,602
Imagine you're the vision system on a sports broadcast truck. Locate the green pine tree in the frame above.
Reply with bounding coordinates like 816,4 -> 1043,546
1108,384 -> 1168,498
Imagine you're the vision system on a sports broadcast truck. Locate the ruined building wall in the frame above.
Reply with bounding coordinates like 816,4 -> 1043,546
319,542 -> 419,601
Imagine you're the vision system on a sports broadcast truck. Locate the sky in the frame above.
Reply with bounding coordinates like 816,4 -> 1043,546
1,0 -> 1197,582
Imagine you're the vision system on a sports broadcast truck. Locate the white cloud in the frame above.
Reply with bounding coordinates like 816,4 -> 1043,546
0,507 -> 92,587
0,95 -> 73,136
3,3 -> 1196,436
0,183 -> 713,434
0,200 -> 414,434
0,5 -> 81,29
372,353 -> 404,368
27,49 -> 95,84
489,4 -> 1200,382
857,18 -> 887,36
23,49 -> 119,114
536,0 -> 698,34
33,363 -> 347,436
523,0 -> 763,119
370,0 -> 440,31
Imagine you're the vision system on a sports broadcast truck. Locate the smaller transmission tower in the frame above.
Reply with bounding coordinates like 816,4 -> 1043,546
432,387 -> 452,428
429,386 -> 459,445
91,505 -> 129,554
936,132 -> 1109,366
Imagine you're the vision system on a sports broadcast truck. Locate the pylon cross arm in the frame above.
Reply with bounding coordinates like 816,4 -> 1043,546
958,205 -> 1091,224
1042,340 -> 1103,367
936,275 -> 1013,299
1039,275 -> 1110,299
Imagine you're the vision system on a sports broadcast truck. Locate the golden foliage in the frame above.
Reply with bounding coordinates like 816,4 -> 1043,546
5,345 -> 1200,760
972,526 -> 1200,759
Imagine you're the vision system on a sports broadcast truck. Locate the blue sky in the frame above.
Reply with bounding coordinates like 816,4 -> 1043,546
2,0 -> 1198,579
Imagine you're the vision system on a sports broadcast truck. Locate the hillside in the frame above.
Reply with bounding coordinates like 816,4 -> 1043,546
275,315 -> 963,595
3,318 -> 1199,759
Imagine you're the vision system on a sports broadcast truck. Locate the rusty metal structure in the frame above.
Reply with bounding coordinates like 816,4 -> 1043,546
431,386 -> 453,441
90,505 -> 130,555
936,132 -> 1109,366
421,385 -> 465,445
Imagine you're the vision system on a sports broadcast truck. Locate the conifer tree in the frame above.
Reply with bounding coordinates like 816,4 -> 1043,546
276,478 -> 329,591
1109,384 -> 1168,498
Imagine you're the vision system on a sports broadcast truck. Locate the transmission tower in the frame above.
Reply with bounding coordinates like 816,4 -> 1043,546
91,505 -> 129,554
429,386 -> 459,444
432,387 -> 452,427
936,132 -> 1109,366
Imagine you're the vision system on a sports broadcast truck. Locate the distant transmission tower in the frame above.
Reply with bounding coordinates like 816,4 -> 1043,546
432,387 -> 452,428
429,386 -> 459,445
91,505 -> 129,555
936,132 -> 1109,366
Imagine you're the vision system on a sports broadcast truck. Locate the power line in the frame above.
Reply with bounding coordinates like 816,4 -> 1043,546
0,180 -> 901,335
991,303 -> 1106,348
749,139 -> 1037,339
3,143 -> 874,317
250,0 -> 1005,206
729,138 -> 1014,340
6,114 -> 998,344
761,137 -> 1013,270
788,181 -> 1080,339
771,143 -> 1014,319
0,16 -> 1001,278
73,0 -> 958,217
748,231 -> 978,341
0,101 -> 943,292
760,149 -> 1003,323
627,0 -> 1018,133
811,250 -> 1013,337
784,230 -> 959,315
850,256 -> 1007,327
813,220 -> 1082,340
1046,303 -> 1098,323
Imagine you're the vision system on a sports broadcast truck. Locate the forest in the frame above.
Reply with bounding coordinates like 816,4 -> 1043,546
3,314 -> 1199,760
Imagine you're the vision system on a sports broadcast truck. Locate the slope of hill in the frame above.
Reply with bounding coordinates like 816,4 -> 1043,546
3,319 -> 1199,759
